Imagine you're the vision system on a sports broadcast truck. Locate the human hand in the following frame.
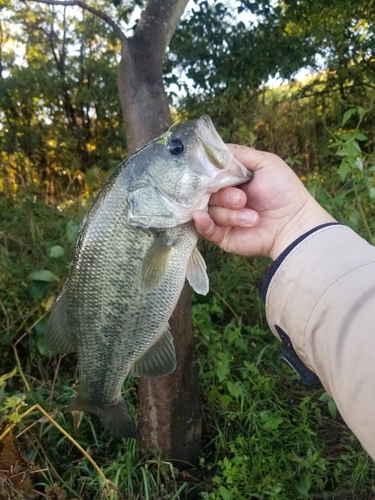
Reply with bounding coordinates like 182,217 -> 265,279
194,145 -> 336,260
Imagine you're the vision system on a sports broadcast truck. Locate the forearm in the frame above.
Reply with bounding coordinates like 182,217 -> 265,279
263,224 -> 375,459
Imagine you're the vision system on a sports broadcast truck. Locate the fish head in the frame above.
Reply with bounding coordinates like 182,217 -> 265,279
126,115 -> 253,228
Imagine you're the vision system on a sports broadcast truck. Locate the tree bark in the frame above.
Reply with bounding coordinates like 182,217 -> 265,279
118,0 -> 189,152
137,284 -> 202,464
118,37 -> 172,153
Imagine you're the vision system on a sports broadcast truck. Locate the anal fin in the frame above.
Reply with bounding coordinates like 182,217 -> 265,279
131,328 -> 176,377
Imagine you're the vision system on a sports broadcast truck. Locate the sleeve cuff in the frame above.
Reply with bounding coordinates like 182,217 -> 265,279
261,222 -> 342,302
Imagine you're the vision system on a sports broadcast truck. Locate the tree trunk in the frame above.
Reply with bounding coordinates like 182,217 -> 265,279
137,284 -> 202,464
118,38 -> 171,153
117,1 -> 202,464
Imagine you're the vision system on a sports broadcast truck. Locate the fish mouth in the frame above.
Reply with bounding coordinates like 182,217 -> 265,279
194,115 -> 253,188
195,115 -> 228,171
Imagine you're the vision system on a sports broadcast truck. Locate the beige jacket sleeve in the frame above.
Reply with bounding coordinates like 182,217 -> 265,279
264,224 -> 375,460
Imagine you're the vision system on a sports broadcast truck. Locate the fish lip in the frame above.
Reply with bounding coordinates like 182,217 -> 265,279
205,169 -> 253,194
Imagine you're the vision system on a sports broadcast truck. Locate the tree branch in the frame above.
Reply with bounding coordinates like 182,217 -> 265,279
24,0 -> 127,44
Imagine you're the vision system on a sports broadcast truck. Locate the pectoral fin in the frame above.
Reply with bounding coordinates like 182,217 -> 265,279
140,232 -> 174,291
131,328 -> 176,377
186,247 -> 209,295
45,288 -> 76,353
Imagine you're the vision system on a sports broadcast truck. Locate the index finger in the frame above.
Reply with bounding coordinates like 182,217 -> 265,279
226,144 -> 270,172
209,186 -> 247,209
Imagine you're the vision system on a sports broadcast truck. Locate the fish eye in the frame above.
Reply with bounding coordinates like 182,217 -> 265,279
167,138 -> 184,155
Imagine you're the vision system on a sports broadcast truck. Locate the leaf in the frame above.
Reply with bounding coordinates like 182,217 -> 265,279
66,220 -> 80,243
29,270 -> 59,282
355,157 -> 363,171
36,336 -> 53,357
220,394 -> 232,407
328,399 -> 338,419
354,133 -> 368,141
226,380 -> 243,398
341,108 -> 356,126
320,392 -> 338,418
357,107 -> 365,117
319,392 -> 331,402
339,133 -> 353,141
0,384 -> 5,404
2,394 -> 26,411
49,245 -> 65,258
0,367 -> 17,388
338,161 -> 350,182
295,472 -> 312,496
218,486 -> 232,500
216,356 -> 230,382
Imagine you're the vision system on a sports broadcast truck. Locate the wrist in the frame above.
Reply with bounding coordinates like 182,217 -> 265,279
270,198 -> 336,261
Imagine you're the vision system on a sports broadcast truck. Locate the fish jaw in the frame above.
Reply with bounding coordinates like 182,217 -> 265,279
192,114 -> 253,189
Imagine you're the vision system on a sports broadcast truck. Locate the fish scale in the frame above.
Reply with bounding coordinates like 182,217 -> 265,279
70,212 -> 197,405
45,115 -> 253,437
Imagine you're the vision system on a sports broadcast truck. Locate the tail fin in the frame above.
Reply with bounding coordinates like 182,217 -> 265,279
68,396 -> 136,439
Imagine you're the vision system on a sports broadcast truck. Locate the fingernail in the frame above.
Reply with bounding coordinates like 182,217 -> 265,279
238,211 -> 257,226
227,191 -> 242,207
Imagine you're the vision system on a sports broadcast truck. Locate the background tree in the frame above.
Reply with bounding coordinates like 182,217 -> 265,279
0,3 -> 125,196
167,0 -> 375,151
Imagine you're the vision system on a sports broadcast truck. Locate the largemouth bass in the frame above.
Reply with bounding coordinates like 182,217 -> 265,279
45,115 -> 252,438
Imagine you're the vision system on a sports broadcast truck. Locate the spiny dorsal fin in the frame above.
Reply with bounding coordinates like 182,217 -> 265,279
140,232 -> 174,291
130,327 -> 176,377
186,246 -> 209,295
45,288 -> 76,353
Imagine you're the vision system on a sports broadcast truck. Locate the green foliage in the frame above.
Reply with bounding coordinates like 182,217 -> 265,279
0,195 -> 84,370
169,0 -> 375,112
1,104 -> 375,498
192,246 -> 373,499
168,0 -> 318,99
306,104 -> 375,243
0,3 -> 127,201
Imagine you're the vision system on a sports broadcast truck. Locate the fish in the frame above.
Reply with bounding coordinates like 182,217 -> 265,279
45,115 -> 253,438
